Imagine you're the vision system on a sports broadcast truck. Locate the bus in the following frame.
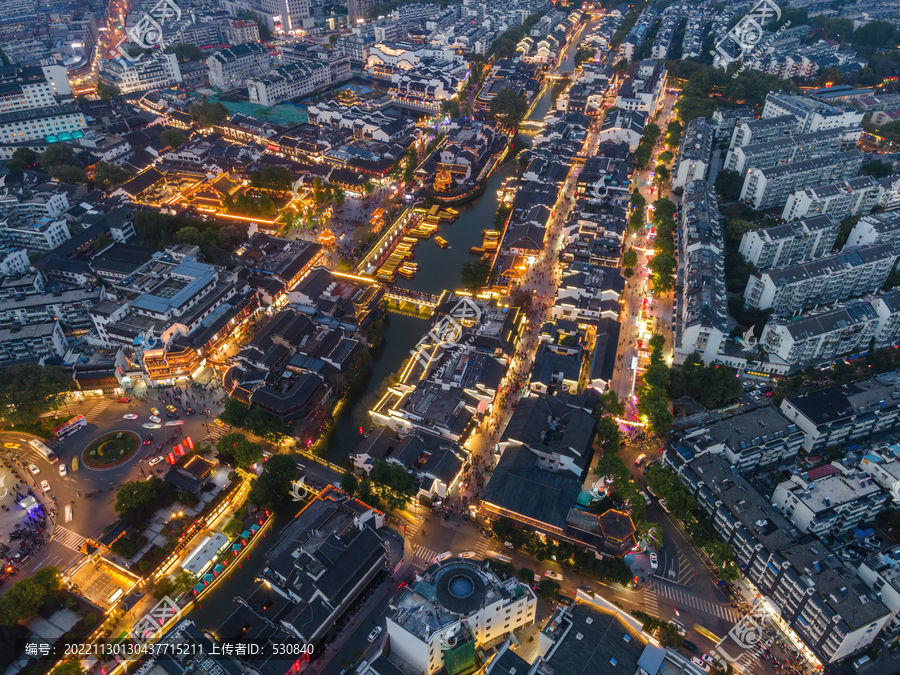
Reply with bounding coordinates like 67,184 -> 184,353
53,415 -> 87,441
28,438 -> 58,463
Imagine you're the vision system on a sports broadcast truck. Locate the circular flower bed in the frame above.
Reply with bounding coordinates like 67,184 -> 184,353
83,431 -> 140,468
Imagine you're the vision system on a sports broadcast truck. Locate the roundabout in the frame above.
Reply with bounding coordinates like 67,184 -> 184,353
82,430 -> 141,469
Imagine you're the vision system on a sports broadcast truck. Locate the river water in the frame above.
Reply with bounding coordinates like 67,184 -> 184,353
189,67 -> 562,636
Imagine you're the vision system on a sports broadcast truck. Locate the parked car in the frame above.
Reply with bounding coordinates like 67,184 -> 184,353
691,656 -> 711,673
649,552 -> 658,570
682,640 -> 698,653
367,627 -> 382,643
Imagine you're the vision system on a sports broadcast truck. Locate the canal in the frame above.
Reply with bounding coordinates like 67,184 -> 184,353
189,60 -> 563,636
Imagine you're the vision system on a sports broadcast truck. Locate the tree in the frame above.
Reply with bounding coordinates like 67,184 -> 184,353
658,150 -> 674,164
160,128 -> 187,149
92,161 -> 131,189
0,364 -> 71,424
666,121 -> 682,147
165,43 -> 203,62
97,81 -> 120,99
653,164 -> 670,187
341,469 -> 359,496
715,169 -> 744,203
369,459 -> 417,510
538,578 -> 560,600
6,147 -> 36,173
0,567 -> 60,625
460,258 -> 492,290
623,248 -> 638,268
440,98 -> 461,118
861,159 -> 894,179
593,453 -> 629,487
115,478 -> 162,513
489,88 -> 528,129
52,663 -> 84,675
217,432 -> 264,469
189,100 -> 229,128
595,416 -> 622,455
328,34 -> 339,48
40,144 -> 74,170
50,165 -> 88,184
219,397 -> 249,427
249,454 -> 296,505
649,252 -> 676,292
95,233 -> 112,251
246,405 -> 287,441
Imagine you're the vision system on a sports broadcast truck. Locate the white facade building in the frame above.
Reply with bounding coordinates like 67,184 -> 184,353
98,54 -> 183,95
738,215 -> 837,269
206,43 -> 270,90
672,117 -> 714,189
846,213 -> 900,253
782,175 -> 882,222
761,91 -> 865,133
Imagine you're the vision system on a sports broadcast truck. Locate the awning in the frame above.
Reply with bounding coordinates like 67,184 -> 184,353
193,582 -> 204,592
213,564 -> 224,575
250,524 -> 260,534
202,574 -> 213,584
232,543 -> 242,552
19,496 -> 38,510
240,530 -> 251,539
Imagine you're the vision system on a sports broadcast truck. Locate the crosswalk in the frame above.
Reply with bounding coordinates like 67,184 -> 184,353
53,526 -> 87,551
409,538 -> 492,567
650,580 -> 742,622
643,583 -> 660,615
82,400 -> 112,422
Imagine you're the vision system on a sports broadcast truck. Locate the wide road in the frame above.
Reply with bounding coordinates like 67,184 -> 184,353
0,389 -> 225,588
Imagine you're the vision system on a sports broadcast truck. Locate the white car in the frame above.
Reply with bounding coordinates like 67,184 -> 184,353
367,626 -> 382,643
123,414 -> 139,420
149,456 -> 164,466
460,551 -> 477,559
641,490 -> 651,505
142,423 -> 161,429
433,551 -> 452,563
544,570 -> 563,582
659,499 -> 669,513
64,504 -> 73,523
28,463 -> 39,475
59,464 -> 67,477
149,415 -> 161,423
691,657 -> 711,673
40,480 -> 50,493
649,552 -> 658,570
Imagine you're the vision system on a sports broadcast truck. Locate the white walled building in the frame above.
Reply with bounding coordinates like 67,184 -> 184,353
207,43 -> 270,90
248,61 -> 331,106
771,464 -> 887,537
738,215 -> 837,270
782,175 -> 882,222
743,243 -> 897,316
671,116 -> 714,189
0,104 -> 86,144
740,150 -> 864,211
762,91 -> 865,133
724,126 -> 860,175
0,247 -> 29,276
387,558 -> 536,675
846,213 -> 900,252
98,54 -> 183,95
597,108 -> 646,152
729,114 -> 796,149
613,59 -> 665,115
0,319 -> 66,364
759,300 -> 882,370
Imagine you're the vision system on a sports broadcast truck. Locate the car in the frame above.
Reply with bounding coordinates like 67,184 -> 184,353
149,456 -> 164,466
701,654 -> 714,665
142,423 -> 161,429
433,551 -> 452,563
151,408 -> 160,415
367,627 -> 382,643
649,552 -> 658,570
460,551 -> 477,558
85,490 -> 98,499
40,480 -> 50,493
184,408 -> 195,415
164,420 -> 184,427
64,504 -> 73,523
28,463 -> 39,474
150,415 -> 161,423
659,498 -> 669,513
3,442 -> 19,449
544,570 -> 563,581
144,433 -> 153,444
691,657 -> 711,673
682,640 -> 698,653
117,397 -> 131,403
59,464 -> 67,477
123,414 -> 139,420
166,411 -> 180,419
635,453 -> 646,466
166,405 -> 176,412
764,391 -> 775,398
671,620 -> 686,636
641,490 -> 651,504
214,418 -> 226,427
504,540 -> 515,549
